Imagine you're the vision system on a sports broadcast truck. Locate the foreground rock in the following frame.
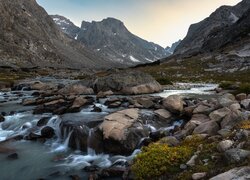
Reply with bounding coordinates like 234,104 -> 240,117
224,148 -> 250,163
99,109 -> 149,155
163,95 -> 183,114
210,166 -> 250,180
193,121 -> 220,136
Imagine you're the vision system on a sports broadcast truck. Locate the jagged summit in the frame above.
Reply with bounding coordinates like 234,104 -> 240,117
52,16 -> 171,65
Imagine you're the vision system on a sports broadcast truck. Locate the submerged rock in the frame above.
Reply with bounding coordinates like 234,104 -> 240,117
41,126 -> 55,139
7,153 -> 18,160
0,114 -> 5,122
37,117 -> 50,127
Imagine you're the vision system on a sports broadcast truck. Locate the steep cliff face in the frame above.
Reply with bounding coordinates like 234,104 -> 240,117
52,16 -> 170,66
0,0 -> 121,69
50,15 -> 81,40
174,0 -> 250,56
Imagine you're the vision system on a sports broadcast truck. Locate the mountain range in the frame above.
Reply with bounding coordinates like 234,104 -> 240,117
51,15 -> 171,65
168,0 -> 250,74
136,0 -> 250,82
175,0 -> 250,58
0,0 -> 128,69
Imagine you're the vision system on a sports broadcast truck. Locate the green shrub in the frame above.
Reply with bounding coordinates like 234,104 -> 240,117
131,143 -> 193,179
219,81 -> 235,89
237,83 -> 250,94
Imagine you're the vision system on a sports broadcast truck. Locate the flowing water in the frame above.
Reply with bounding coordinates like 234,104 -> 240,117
0,83 -> 218,180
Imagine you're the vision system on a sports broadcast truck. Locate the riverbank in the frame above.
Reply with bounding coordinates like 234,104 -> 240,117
0,75 -> 249,180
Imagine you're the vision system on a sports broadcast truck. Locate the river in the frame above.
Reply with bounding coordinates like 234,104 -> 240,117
0,83 -> 218,180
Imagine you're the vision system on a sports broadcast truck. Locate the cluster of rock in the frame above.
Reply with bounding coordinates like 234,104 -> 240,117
1,76 -> 250,179
13,71 -> 162,95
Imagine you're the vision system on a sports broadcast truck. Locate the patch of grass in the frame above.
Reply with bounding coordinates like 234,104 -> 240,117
235,120 -> 250,130
131,143 -> 193,180
135,55 -> 250,83
237,83 -> 250,94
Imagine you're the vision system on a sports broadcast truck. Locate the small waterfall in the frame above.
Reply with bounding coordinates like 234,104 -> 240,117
87,128 -> 96,155
63,130 -> 73,148
52,130 -> 73,152
47,116 -> 62,138
145,124 -> 156,132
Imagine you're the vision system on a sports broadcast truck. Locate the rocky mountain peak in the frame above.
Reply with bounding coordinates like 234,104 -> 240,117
174,0 -> 250,55
0,0 -> 122,69
53,16 -> 170,65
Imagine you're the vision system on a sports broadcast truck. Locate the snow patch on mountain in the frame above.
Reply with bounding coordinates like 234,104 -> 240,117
229,12 -> 239,23
129,55 -> 140,62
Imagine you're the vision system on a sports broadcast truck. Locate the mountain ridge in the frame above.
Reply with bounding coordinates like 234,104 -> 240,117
51,15 -> 171,65
0,0 -> 124,69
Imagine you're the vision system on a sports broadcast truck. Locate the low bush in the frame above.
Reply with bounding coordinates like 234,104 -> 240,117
131,143 -> 193,179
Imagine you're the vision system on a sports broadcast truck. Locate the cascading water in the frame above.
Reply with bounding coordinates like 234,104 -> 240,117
87,128 -> 96,156
0,83 -> 218,179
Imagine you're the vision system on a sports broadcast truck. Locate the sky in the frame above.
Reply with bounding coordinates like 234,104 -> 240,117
37,0 -> 241,47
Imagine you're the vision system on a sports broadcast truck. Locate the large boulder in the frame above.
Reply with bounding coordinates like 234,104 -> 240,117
217,140 -> 234,152
41,126 -> 55,139
163,95 -> 183,114
241,99 -> 250,110
136,97 -> 155,109
59,83 -> 94,95
193,121 -> 220,136
90,71 -> 162,95
218,93 -> 236,107
190,114 -> 211,125
193,104 -> 215,115
221,110 -> 244,129
224,149 -> 250,163
99,109 -> 149,155
68,96 -> 92,112
209,108 -> 231,122
236,93 -> 247,101
60,121 -> 90,151
154,109 -> 172,122
96,90 -> 114,98
210,166 -> 250,180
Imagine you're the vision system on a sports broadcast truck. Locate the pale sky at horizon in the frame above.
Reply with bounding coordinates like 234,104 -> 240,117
37,0 -> 241,47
